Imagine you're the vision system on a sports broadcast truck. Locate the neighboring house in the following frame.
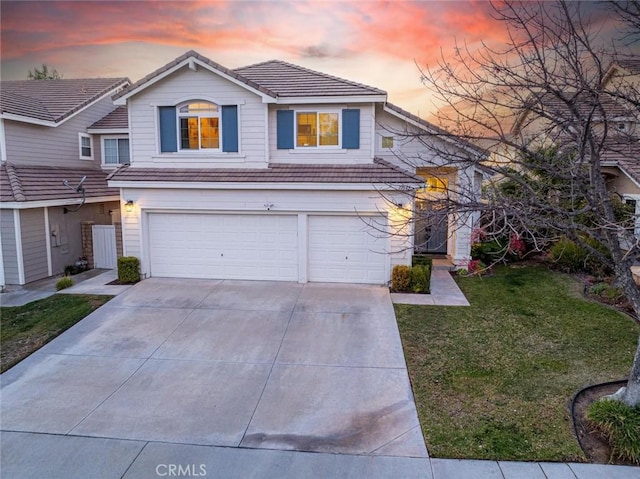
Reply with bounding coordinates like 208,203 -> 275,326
510,58 -> 640,234
0,78 -> 130,288
107,50 -> 482,284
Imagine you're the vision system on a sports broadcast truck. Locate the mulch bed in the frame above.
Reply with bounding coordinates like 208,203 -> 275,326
572,380 -> 635,465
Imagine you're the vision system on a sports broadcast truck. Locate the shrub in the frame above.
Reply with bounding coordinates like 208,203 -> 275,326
589,282 -> 624,302
587,398 -> 640,464
411,264 -> 431,294
549,237 -> 610,276
471,239 -> 505,264
549,237 -> 588,273
56,276 -> 74,291
391,265 -> 412,292
412,255 -> 433,269
118,256 -> 140,284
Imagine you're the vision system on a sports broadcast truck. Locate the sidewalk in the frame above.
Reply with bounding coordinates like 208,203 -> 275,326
0,269 -> 130,307
2,431 -> 638,478
1,268 -> 639,478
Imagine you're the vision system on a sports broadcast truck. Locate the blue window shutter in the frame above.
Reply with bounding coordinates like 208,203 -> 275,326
342,109 -> 360,149
277,110 -> 294,149
159,106 -> 177,153
222,105 -> 239,152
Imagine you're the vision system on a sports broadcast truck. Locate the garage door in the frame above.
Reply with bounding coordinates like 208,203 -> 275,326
148,213 -> 298,280
308,215 -> 387,284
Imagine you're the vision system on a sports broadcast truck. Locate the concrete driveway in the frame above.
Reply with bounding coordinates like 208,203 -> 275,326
1,278 -> 427,460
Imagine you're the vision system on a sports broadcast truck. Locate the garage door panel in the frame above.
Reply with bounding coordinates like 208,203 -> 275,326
149,213 -> 297,281
308,215 -> 388,285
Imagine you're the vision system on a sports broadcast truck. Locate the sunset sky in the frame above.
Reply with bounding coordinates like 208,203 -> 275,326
0,1 -> 633,117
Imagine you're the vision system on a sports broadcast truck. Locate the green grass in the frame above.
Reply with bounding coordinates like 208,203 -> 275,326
587,399 -> 640,464
396,264 -> 639,461
1,294 -> 112,372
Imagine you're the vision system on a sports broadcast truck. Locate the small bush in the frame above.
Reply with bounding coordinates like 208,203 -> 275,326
391,265 -> 412,292
118,256 -> 140,284
587,398 -> 640,464
549,237 -> 589,273
56,276 -> 74,291
411,264 -> 431,294
549,237 -> 610,276
471,239 -> 505,264
412,255 -> 433,269
589,282 -> 624,302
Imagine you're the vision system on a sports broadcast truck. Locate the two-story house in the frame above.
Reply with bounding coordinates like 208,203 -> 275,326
107,51 -> 481,284
0,78 -> 130,288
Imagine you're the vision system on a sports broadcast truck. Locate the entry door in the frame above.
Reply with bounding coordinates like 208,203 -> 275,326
415,201 -> 448,254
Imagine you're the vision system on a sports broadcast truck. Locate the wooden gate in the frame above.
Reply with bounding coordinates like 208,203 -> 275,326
92,225 -> 117,269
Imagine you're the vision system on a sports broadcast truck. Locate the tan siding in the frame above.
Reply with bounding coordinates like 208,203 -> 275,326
1,210 -> 19,284
4,95 -> 118,168
20,209 -> 48,282
129,67 -> 267,168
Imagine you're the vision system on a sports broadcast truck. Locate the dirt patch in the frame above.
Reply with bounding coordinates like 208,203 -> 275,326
572,381 -> 635,465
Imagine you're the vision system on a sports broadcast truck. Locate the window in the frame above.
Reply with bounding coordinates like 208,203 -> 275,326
102,137 -> 130,165
178,102 -> 220,150
382,136 -> 394,148
79,133 -> 92,160
426,177 -> 448,192
296,111 -> 339,147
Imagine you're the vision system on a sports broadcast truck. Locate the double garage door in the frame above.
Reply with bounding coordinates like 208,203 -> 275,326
148,213 -> 387,284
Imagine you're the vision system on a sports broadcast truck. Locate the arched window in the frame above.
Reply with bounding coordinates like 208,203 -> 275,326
178,101 -> 220,150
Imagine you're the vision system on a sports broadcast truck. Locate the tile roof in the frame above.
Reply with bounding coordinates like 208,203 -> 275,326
0,164 -> 117,203
615,58 -> 640,75
108,158 -> 423,185
113,50 -> 276,101
0,78 -> 129,123
234,60 -> 386,97
89,105 -> 128,130
513,91 -> 636,133
114,50 -> 386,101
601,137 -> 640,183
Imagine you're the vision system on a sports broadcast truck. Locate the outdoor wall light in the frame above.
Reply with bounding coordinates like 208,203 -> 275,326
124,200 -> 134,213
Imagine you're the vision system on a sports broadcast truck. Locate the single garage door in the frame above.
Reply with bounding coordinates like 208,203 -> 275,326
148,213 -> 298,281
308,215 -> 387,284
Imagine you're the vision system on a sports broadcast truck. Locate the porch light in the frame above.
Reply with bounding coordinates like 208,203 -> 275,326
124,200 -> 134,213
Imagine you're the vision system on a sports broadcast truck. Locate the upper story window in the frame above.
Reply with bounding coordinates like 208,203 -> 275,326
102,137 -> 130,166
158,103 -> 238,154
296,111 -> 339,147
276,108 -> 360,151
79,133 -> 92,160
179,102 -> 220,150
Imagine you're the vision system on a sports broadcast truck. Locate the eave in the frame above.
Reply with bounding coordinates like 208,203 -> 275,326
108,180 -> 419,191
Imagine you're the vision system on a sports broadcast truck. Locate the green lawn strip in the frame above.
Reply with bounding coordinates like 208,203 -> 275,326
1,294 -> 112,373
396,265 -> 639,461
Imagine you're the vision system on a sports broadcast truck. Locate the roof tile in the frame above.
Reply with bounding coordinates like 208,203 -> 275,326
234,60 -> 386,97
108,159 -> 422,185
0,164 -> 117,203
0,78 -> 129,123
89,105 -> 128,130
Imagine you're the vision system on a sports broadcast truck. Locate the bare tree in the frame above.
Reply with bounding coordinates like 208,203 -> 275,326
27,64 -> 62,80
390,1 -> 640,405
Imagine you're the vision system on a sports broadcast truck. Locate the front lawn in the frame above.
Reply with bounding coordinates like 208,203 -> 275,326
1,294 -> 112,373
396,265 -> 639,461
